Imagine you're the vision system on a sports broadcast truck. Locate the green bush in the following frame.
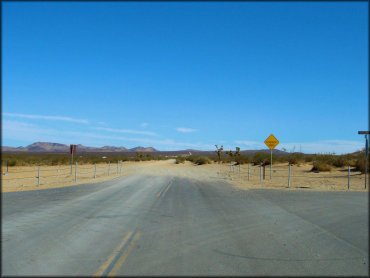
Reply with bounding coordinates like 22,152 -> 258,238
304,155 -> 314,163
287,153 -> 305,165
354,153 -> 370,173
8,160 -> 17,167
238,154 -> 250,165
332,156 -> 349,167
311,161 -> 332,172
186,155 -> 211,165
251,152 -> 270,165
195,156 -> 211,165
175,156 -> 186,164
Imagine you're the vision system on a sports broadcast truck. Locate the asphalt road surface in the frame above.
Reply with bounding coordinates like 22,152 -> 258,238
2,174 -> 369,276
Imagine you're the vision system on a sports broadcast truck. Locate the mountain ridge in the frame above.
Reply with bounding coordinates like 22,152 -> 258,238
1,142 -> 158,153
1,141 -> 290,155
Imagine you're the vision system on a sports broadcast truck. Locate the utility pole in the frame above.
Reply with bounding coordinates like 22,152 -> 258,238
358,131 -> 369,189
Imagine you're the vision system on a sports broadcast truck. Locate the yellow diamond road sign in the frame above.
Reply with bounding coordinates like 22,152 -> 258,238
264,134 -> 279,150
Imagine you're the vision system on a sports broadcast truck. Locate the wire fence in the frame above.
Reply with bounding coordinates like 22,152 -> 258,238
219,163 -> 367,190
1,161 -> 124,189
1,160 -> 368,191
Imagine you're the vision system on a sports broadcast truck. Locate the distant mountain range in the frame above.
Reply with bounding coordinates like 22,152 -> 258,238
1,141 -> 290,155
1,142 -> 158,153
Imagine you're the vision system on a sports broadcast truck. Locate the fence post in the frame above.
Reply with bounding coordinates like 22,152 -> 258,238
75,162 -> 77,182
233,164 -> 235,174
263,164 -> 265,180
230,162 -> 232,172
108,161 -> 110,176
239,164 -> 240,178
270,150 -> 272,179
94,163 -> 96,179
117,161 -> 119,175
348,165 -> 350,190
38,165 -> 40,186
248,164 -> 250,181
260,165 -> 262,184
7,160 -> 8,172
288,163 -> 291,188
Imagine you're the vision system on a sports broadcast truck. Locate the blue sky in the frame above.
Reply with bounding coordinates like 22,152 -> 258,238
2,2 -> 368,154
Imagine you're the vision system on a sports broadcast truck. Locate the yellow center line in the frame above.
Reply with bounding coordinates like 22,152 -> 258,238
156,179 -> 173,198
107,232 -> 141,276
162,183 -> 172,197
156,186 -> 166,197
94,232 -> 132,276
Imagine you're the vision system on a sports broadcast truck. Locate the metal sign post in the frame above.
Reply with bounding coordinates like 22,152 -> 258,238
264,134 -> 279,179
348,165 -> 350,190
75,162 -> 77,182
358,131 -> 369,189
270,150 -> 272,179
70,144 -> 77,175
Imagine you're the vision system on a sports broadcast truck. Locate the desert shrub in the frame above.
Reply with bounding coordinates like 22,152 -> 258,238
51,158 -> 60,166
287,153 -> 305,165
175,156 -> 186,164
311,161 -> 332,172
238,154 -> 250,165
15,161 -> 26,166
186,155 -> 211,165
332,156 -> 349,167
209,155 -> 219,163
195,156 -> 211,165
7,160 -> 17,167
313,154 -> 335,165
304,155 -> 314,163
251,152 -> 270,165
354,153 -> 370,173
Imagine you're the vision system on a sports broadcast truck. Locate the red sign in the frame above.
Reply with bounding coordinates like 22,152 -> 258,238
70,144 -> 77,154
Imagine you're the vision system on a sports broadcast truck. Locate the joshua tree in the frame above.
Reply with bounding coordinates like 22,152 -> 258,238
215,145 -> 224,164
226,150 -> 234,160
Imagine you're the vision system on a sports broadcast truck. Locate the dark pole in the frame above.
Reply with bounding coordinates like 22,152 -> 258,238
365,135 -> 368,189
357,131 -> 369,189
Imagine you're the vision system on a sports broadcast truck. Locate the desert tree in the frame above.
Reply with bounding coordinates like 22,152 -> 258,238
226,150 -> 234,161
215,145 -> 224,164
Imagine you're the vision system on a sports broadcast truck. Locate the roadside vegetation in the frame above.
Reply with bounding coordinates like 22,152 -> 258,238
2,149 -> 369,174
180,148 -> 369,173
1,152 -> 169,167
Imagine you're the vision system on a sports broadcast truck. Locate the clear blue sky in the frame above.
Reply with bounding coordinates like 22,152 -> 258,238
2,1 -> 368,154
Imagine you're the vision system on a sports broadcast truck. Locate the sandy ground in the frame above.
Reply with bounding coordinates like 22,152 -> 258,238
1,159 -> 368,192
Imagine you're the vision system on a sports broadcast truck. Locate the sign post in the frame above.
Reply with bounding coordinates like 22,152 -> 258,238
264,134 -> 279,179
358,131 -> 369,189
70,144 -> 77,175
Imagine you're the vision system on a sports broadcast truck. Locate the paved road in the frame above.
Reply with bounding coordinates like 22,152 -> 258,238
2,174 -> 368,276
